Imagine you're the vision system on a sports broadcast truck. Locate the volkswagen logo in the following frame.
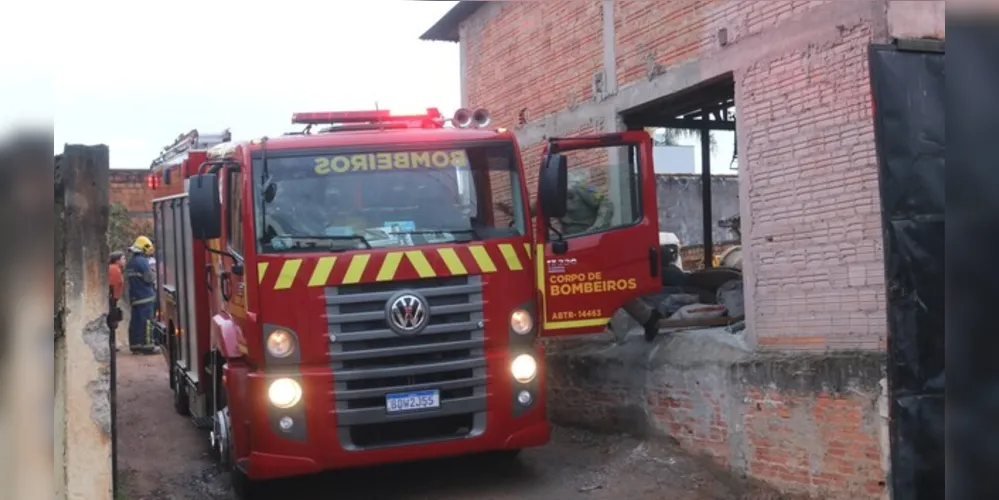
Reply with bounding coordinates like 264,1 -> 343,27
385,291 -> 430,336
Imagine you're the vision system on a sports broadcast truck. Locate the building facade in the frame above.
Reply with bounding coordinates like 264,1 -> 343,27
421,1 -> 943,498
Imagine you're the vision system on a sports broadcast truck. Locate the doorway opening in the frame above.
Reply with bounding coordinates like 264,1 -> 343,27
622,74 -> 744,333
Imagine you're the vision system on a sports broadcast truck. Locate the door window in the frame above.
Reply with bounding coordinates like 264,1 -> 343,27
550,144 -> 643,239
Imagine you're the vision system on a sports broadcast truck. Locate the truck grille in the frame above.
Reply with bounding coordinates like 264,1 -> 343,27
326,275 -> 487,450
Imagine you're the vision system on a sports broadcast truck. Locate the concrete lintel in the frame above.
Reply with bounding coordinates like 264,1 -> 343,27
514,0 -> 881,148
56,145 -> 112,500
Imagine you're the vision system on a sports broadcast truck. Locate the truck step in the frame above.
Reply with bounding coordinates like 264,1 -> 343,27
191,416 -> 214,430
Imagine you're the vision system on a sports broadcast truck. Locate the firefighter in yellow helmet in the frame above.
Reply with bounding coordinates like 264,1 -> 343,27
125,236 -> 157,354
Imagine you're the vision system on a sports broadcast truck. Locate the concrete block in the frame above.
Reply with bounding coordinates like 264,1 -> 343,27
55,145 -> 112,500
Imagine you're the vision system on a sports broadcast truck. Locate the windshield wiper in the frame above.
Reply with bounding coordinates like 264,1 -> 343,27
272,234 -> 372,250
396,228 -> 481,240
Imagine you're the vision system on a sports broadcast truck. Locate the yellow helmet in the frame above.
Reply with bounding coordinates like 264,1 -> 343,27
133,236 -> 155,256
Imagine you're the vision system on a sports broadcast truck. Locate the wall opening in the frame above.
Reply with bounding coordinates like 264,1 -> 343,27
621,74 -> 744,332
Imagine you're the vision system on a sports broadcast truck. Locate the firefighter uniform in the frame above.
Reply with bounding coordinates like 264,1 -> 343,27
562,181 -> 614,235
126,236 -> 157,353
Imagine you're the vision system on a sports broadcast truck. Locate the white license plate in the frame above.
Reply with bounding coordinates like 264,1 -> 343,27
385,389 -> 440,413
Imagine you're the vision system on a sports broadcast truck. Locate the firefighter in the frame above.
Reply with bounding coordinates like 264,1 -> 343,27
125,236 -> 157,354
562,178 -> 614,235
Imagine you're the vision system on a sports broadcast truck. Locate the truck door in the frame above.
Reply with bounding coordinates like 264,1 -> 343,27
533,131 -> 661,336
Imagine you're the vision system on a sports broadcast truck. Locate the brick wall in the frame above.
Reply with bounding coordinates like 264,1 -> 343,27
547,336 -> 888,499
451,0 -> 897,497
461,0 -> 888,350
109,169 -> 154,219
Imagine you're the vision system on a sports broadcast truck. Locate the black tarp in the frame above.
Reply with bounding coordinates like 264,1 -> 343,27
868,44 -> 944,500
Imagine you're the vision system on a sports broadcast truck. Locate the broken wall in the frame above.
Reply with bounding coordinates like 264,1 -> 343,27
55,145 -> 113,500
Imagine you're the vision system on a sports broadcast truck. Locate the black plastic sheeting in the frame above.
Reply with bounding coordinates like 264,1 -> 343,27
868,44 -> 944,500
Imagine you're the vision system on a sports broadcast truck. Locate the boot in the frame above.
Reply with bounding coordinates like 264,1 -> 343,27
643,310 -> 663,343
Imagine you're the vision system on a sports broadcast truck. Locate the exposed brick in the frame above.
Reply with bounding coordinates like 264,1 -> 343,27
109,169 -> 155,223
460,0 -> 890,352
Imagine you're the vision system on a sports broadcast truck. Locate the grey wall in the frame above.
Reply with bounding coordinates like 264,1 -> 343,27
655,174 -> 739,246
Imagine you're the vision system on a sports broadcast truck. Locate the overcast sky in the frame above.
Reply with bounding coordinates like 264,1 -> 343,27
2,0 -> 461,169
2,0 -> 733,173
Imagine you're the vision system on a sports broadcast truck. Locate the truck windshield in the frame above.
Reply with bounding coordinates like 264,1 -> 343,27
254,142 -> 527,253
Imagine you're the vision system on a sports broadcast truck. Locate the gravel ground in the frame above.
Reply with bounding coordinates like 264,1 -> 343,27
116,352 -> 788,500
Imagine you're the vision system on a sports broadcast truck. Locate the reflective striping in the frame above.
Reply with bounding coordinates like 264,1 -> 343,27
257,262 -> 269,284
343,254 -> 371,284
437,248 -> 468,275
274,259 -> 303,290
376,252 -> 404,282
536,244 -> 547,324
468,245 -> 497,273
309,256 -> 337,287
544,318 -> 610,330
498,243 -> 523,271
405,251 -> 436,278
263,242 -> 530,290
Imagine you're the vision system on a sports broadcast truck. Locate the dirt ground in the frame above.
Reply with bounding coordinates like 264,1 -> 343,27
116,352 -> 788,500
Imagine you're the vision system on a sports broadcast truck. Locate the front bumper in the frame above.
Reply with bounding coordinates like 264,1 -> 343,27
238,348 -> 550,481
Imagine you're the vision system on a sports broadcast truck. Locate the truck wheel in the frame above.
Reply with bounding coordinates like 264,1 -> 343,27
173,372 -> 190,416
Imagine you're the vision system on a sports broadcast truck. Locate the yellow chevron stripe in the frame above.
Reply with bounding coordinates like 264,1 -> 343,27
536,244 -> 547,323
437,248 -> 468,275
257,262 -> 269,284
469,245 -> 497,273
343,254 -> 370,284
274,259 -> 302,290
498,243 -> 523,271
377,252 -> 404,282
405,251 -> 436,278
524,243 -> 532,260
308,256 -> 336,287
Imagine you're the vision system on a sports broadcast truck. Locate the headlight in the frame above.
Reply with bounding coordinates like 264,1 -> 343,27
266,330 -> 295,358
510,309 -> 533,335
267,378 -> 303,408
511,354 -> 537,383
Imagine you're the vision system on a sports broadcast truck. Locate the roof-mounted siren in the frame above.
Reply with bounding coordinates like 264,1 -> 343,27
452,108 -> 473,128
472,108 -> 491,128
451,108 -> 491,129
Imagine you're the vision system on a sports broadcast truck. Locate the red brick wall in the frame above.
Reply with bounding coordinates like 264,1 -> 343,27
460,0 -> 887,351
548,345 -> 887,499
109,169 -> 154,217
463,1 -> 604,136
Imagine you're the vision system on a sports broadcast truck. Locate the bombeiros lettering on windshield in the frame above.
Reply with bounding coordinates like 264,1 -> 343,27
548,271 -> 637,296
313,150 -> 470,175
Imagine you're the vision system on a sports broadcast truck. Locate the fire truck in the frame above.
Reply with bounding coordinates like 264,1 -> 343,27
146,107 -> 662,498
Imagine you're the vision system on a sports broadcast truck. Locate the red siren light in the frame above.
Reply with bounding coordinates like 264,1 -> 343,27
147,174 -> 160,190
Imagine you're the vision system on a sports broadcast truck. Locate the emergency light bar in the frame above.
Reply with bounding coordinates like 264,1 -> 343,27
291,107 -> 493,131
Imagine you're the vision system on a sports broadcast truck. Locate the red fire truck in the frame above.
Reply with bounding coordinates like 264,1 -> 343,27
147,108 -> 661,498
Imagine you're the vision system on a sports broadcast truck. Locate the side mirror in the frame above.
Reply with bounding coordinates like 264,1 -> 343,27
538,153 -> 568,219
188,173 -> 222,240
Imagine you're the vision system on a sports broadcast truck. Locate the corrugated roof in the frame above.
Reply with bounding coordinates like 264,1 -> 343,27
419,1 -> 486,42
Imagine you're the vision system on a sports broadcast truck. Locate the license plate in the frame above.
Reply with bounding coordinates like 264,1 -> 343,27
385,389 -> 440,413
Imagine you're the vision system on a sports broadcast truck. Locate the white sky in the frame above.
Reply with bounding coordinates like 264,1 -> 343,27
2,0 -> 461,169
2,0 -> 734,174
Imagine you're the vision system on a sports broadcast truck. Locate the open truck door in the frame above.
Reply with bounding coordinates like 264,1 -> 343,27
532,131 -> 661,336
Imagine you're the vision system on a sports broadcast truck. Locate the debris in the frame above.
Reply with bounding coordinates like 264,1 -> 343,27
716,279 -> 745,318
658,293 -> 700,317
579,483 -> 604,492
670,303 -> 727,320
